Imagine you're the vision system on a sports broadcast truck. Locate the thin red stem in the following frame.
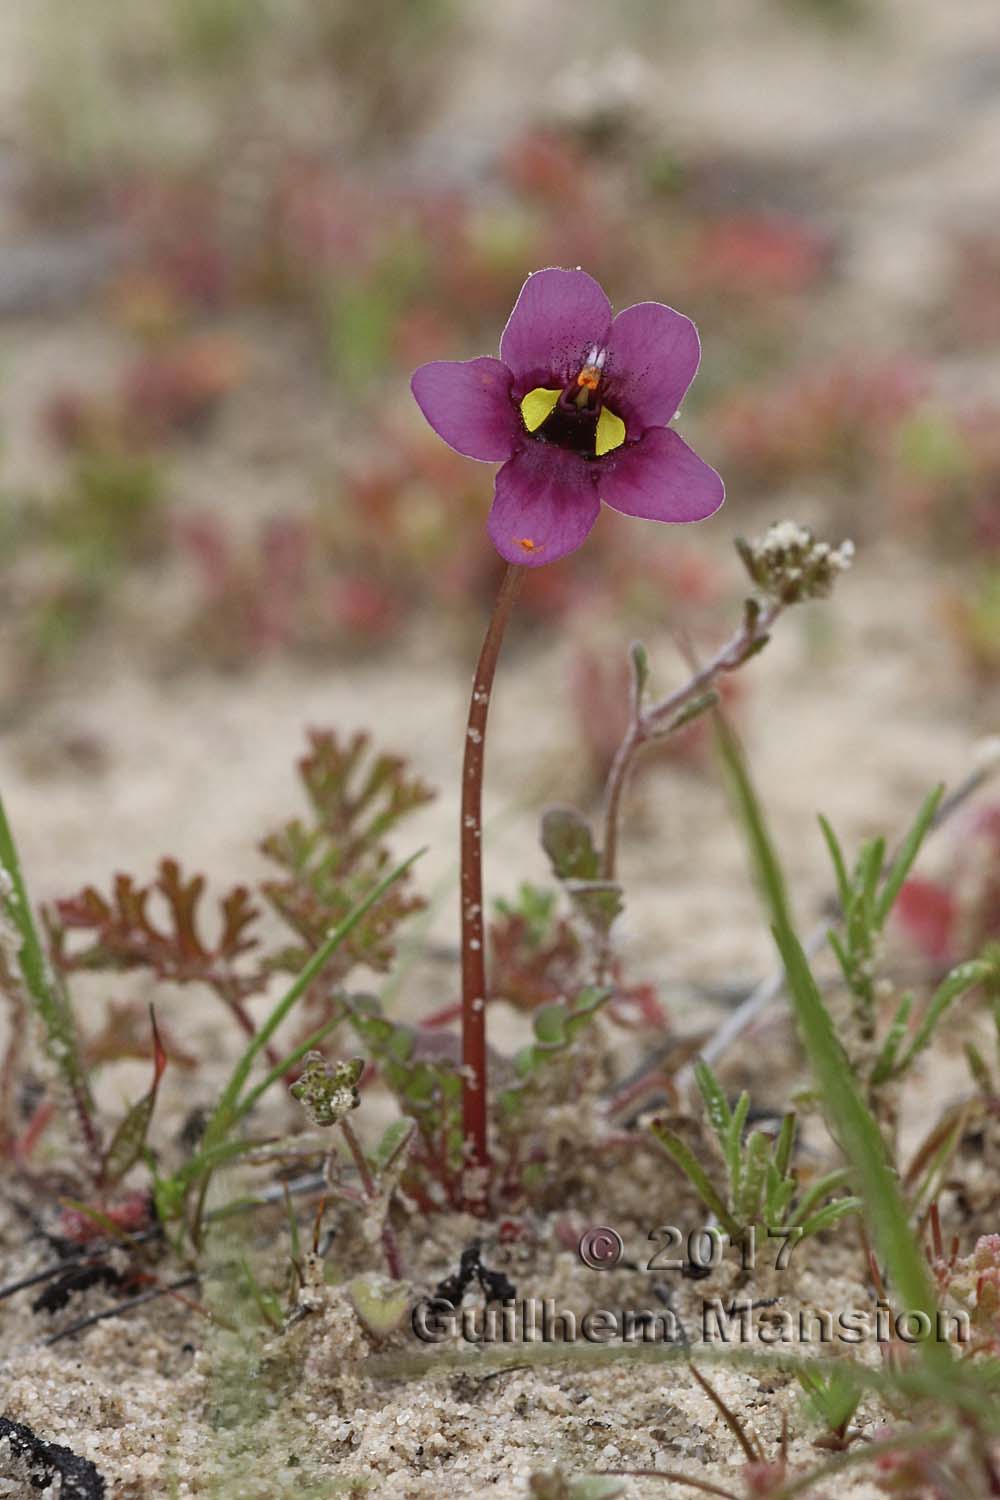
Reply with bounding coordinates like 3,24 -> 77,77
460,564 -> 524,1194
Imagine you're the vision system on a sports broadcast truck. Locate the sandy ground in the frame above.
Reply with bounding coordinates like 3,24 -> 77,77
2,0 -> 1000,1496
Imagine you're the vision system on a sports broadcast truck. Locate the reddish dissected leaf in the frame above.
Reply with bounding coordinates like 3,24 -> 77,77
260,729 -> 431,983
48,858 -> 261,1000
489,908 -> 582,1011
85,1000 -> 198,1070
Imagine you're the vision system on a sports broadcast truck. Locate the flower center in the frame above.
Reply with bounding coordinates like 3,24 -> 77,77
518,348 -> 625,459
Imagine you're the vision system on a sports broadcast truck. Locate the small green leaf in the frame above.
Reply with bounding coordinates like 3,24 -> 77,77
875,783 -> 945,928
650,1119 -> 740,1238
774,1112 -> 796,1179
348,1274 -> 411,1338
629,640 -> 649,703
540,807 -> 601,881
694,1059 -> 732,1143
894,958 -> 994,1079
797,1196 -> 863,1238
735,1129 -> 770,1223
372,1117 -> 416,1176
533,1003 -> 568,1045
565,879 -> 624,936
102,1009 -> 167,1187
870,992 -> 915,1085
817,815 -> 851,915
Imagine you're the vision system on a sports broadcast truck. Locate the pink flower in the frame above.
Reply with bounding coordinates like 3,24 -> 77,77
411,267 -> 724,567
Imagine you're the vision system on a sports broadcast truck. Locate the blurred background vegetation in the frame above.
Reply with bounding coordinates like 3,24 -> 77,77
0,0 -> 997,721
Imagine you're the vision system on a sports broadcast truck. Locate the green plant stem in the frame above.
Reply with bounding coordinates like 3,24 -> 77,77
339,1115 -> 403,1280
186,850 -> 422,1244
0,793 -> 101,1166
600,599 -> 781,880
460,563 -> 523,1193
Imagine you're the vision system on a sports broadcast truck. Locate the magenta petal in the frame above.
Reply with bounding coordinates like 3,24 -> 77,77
411,358 -> 521,461
605,302 -> 701,438
487,445 -> 601,568
599,427 -> 724,523
499,268 -> 612,396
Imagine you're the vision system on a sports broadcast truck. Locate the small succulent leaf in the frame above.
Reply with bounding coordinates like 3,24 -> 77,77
348,1274 -> 411,1338
630,640 -> 650,701
533,1003 -> 568,1045
540,807 -> 602,882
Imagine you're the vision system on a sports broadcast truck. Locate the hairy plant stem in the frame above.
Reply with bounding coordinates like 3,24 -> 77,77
460,563 -> 524,1195
339,1116 -> 404,1280
600,599 -> 783,881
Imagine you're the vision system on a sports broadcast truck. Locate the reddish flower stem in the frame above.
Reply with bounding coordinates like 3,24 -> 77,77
460,564 -> 524,1194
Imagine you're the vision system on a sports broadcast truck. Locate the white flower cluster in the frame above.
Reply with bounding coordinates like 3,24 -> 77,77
289,1051 -> 363,1127
737,521 -> 855,604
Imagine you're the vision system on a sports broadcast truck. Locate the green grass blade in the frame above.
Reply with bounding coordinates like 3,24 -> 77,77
894,958 -> 993,1079
725,1091 -> 750,1194
875,783 -> 945,928
714,714 -> 948,1374
787,1167 -> 852,1228
0,793 -> 94,1118
650,1119 -> 740,1238
773,1112 -> 796,1179
797,1196 -> 862,1238
207,847 -> 425,1146
870,992 -> 915,1086
817,815 -> 851,914
772,920 -> 945,1365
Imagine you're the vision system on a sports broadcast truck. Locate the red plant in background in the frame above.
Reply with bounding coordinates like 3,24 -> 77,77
43,336 -> 247,454
894,802 -> 1000,971
682,214 -> 831,299
717,359 -> 926,492
178,513 -> 318,660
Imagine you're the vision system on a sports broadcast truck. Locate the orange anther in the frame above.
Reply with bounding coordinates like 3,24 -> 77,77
516,537 -> 542,552
576,367 -> 600,391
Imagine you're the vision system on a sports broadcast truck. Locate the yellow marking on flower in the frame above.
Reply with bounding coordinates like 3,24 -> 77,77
595,406 -> 626,457
519,387 -> 561,432
516,536 -> 543,553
